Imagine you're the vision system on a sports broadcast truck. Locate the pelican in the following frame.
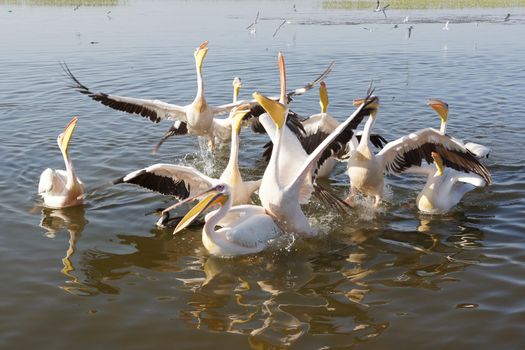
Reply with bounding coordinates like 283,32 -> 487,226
173,183 -> 281,257
415,152 -> 486,214
252,52 -> 373,236
112,106 -> 261,208
298,81 -> 387,178
345,96 -> 492,207
38,117 -> 85,208
428,99 -> 491,158
63,43 -> 333,152
152,76 -> 244,154
62,41 -> 251,150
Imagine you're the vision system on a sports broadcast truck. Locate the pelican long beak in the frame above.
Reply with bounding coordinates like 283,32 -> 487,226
278,52 -> 286,103
230,104 -> 251,135
174,192 -> 228,234
431,152 -> 444,176
59,117 -> 79,157
353,96 -> 380,114
319,81 -> 329,113
253,92 -> 286,129
233,77 -> 242,101
194,40 -> 209,71
428,99 -> 448,123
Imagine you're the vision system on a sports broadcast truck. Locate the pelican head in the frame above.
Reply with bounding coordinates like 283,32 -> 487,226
353,95 -> 380,117
174,184 -> 229,234
431,152 -> 444,176
232,77 -> 242,98
253,92 -> 287,129
319,81 -> 329,113
57,117 -> 79,159
428,99 -> 448,124
194,40 -> 209,71
230,104 -> 251,135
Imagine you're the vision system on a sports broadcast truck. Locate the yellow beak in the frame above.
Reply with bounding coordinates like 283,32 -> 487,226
174,191 -> 227,234
253,92 -> 286,129
431,151 -> 444,176
278,52 -> 286,103
230,104 -> 251,135
195,40 -> 209,70
319,81 -> 329,113
428,99 -> 448,123
60,117 -> 79,156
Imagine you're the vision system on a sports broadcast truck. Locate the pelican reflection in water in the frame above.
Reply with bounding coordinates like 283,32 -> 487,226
40,206 -> 92,295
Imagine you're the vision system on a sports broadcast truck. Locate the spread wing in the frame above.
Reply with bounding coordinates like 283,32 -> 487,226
62,62 -> 187,123
377,128 -> 492,184
112,164 -> 217,200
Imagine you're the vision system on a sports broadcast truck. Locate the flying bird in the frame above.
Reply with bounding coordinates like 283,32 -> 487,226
273,19 -> 287,37
246,11 -> 259,33
408,25 -> 414,38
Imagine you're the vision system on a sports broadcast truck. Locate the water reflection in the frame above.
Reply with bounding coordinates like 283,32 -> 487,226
39,206 -> 92,295
57,213 -> 487,347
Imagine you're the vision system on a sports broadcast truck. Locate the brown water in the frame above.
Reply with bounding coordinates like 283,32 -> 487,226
1,1 -> 525,349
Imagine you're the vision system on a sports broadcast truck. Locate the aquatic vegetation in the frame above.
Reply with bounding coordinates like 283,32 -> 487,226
0,0 -> 121,6
323,0 -> 525,10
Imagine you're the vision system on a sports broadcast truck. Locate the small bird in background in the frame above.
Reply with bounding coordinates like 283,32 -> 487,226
442,21 -> 449,30
403,16 -> 409,23
363,27 -> 373,32
374,0 -> 390,18
246,11 -> 259,35
391,24 -> 399,29
408,25 -> 414,38
293,3 -> 297,12
504,13 -> 511,22
273,19 -> 287,37
73,4 -> 80,11
106,11 -> 112,20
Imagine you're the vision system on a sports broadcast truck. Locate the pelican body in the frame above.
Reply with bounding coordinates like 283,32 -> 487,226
38,117 -> 84,208
174,184 -> 280,257
345,97 -> 491,207
113,106 -> 261,209
416,152 -> 486,214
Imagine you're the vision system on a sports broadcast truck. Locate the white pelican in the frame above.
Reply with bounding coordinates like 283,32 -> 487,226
428,98 -> 491,158
63,45 -> 333,152
252,53 -> 373,236
38,117 -> 85,208
173,183 -> 281,257
62,41 -> 251,150
298,81 -> 387,178
152,76 -> 244,154
112,106 -> 261,213
345,96 -> 492,207
415,152 -> 486,214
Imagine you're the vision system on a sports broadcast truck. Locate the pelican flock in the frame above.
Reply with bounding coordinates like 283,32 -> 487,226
37,41 -> 493,257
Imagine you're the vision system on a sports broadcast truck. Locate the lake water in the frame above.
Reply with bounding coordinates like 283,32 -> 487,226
1,1 -> 525,349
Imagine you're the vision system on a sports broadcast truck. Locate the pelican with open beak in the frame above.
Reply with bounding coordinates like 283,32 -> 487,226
173,184 -> 281,257
38,117 -> 85,208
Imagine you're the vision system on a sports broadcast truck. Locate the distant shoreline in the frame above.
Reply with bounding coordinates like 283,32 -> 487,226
323,0 -> 525,9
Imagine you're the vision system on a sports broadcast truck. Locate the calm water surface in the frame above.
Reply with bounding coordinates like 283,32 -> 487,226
1,1 -> 525,349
